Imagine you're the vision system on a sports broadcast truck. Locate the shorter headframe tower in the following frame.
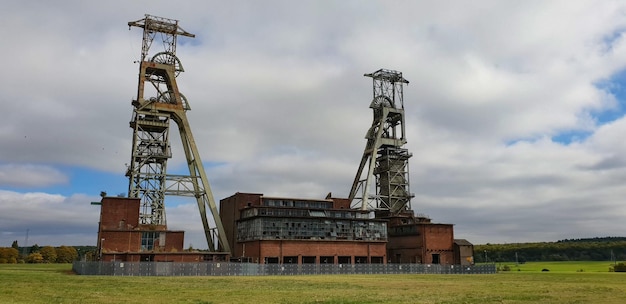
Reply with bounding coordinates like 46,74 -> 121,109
349,69 -> 413,216
126,15 -> 230,253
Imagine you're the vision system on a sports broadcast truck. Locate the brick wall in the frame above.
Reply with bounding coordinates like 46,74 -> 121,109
243,240 -> 386,264
100,197 -> 140,230
220,192 -> 263,256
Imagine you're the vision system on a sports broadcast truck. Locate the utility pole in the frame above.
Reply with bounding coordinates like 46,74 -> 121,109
21,229 -> 29,259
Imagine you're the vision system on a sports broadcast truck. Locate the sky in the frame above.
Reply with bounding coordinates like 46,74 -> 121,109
2,0 -> 626,249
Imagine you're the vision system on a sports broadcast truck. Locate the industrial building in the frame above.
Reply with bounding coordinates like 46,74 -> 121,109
95,197 -> 217,262
220,193 -> 387,264
93,14 -> 474,267
220,193 -> 473,265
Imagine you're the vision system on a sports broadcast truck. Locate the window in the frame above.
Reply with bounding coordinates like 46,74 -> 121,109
320,256 -> 334,264
338,256 -> 351,264
432,253 -> 440,264
355,256 -> 368,264
302,256 -> 316,264
283,256 -> 298,264
309,210 -> 326,217
265,257 -> 279,264
371,257 -> 384,264
141,232 -> 159,251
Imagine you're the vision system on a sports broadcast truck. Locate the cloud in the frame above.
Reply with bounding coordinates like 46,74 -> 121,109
0,164 -> 69,188
0,191 -> 99,246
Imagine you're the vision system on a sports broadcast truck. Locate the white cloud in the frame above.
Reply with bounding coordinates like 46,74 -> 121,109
0,164 -> 69,188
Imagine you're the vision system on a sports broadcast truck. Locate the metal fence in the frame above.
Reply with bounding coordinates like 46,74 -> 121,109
72,261 -> 496,276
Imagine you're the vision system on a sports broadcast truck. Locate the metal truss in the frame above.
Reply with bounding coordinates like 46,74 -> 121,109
126,15 -> 230,252
349,69 -> 414,215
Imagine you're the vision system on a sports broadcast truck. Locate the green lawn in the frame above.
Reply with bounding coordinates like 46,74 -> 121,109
1,263 -> 625,304
497,261 -> 620,272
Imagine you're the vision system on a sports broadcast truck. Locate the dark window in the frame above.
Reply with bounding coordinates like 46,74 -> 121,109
265,257 -> 279,264
338,256 -> 351,264
355,256 -> 368,264
432,253 -> 440,264
302,256 -> 316,264
140,254 -> 154,262
283,256 -> 298,264
320,256 -> 334,264
371,256 -> 384,264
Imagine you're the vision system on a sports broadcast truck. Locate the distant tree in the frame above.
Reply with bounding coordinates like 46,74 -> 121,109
1,249 -> 9,263
56,246 -> 78,263
26,252 -> 44,263
0,248 -> 19,264
30,244 -> 40,253
11,240 -> 19,250
39,246 -> 57,263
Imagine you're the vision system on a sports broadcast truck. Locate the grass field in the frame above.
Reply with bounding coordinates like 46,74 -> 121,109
502,261 -> 619,272
1,262 -> 625,304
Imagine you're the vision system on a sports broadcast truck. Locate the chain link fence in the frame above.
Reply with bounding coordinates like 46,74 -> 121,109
72,261 -> 496,276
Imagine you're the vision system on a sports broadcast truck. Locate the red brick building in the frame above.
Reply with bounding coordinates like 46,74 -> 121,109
95,197 -> 225,262
384,212 -> 454,264
95,195 -> 473,265
220,193 -> 388,264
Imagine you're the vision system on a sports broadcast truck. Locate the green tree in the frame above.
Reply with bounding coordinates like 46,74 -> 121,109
56,246 -> 78,263
11,240 -> 19,250
30,244 -> 40,253
26,252 -> 43,263
39,246 -> 57,263
0,247 -> 19,264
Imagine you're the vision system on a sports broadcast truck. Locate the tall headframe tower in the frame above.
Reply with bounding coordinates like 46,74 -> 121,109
349,69 -> 413,216
126,15 -> 230,252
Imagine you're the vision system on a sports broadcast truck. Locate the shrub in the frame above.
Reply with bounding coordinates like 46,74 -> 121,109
612,263 -> 626,272
26,252 -> 44,263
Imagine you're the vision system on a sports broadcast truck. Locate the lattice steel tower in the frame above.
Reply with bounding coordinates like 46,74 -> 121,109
349,69 -> 414,215
126,15 -> 230,252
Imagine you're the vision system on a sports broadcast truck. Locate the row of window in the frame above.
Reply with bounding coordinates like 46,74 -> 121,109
240,207 -> 370,219
263,199 -> 333,209
237,218 -> 387,242
264,256 -> 384,264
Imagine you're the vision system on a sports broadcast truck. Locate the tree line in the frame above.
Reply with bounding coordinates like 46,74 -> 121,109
0,240 -> 95,264
474,237 -> 626,263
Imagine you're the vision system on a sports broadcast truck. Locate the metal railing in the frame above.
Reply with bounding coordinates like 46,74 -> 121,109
72,261 -> 496,276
